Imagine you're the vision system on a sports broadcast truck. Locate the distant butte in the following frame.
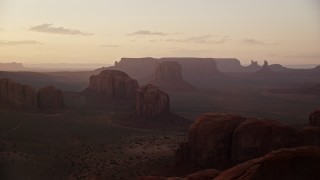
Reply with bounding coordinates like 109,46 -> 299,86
149,61 -> 195,92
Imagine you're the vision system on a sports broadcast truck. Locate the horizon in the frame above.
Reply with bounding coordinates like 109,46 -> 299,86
0,0 -> 319,65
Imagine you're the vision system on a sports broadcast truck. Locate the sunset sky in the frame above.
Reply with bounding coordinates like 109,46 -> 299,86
0,0 -> 319,65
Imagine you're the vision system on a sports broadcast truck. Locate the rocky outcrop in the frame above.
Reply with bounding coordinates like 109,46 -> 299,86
245,60 -> 261,72
176,113 -> 246,168
309,109 -> 320,127
176,112 -> 320,170
215,147 -> 320,180
185,169 -> 220,180
0,79 -> 37,108
150,61 -> 194,92
37,86 -> 64,110
85,70 -> 139,100
136,84 -> 170,120
0,78 -> 64,111
139,169 -> 220,180
254,60 -> 278,76
231,119 -> 296,164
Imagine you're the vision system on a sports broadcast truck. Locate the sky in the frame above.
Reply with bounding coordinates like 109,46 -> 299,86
0,0 -> 319,65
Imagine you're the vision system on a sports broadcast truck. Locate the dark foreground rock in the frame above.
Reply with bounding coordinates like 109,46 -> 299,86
176,113 -> 320,170
215,147 -> 320,180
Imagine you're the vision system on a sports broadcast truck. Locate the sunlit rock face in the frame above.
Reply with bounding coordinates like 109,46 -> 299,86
86,70 -> 139,100
136,84 -> 170,120
0,78 -> 37,109
150,61 -> 194,92
176,112 -> 320,170
37,86 -> 64,110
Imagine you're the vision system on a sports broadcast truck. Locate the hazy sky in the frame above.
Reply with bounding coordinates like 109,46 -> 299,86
0,0 -> 319,65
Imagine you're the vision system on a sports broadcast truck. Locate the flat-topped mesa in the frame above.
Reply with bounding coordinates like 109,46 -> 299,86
136,84 -> 170,120
150,61 -> 194,92
37,86 -> 64,110
155,61 -> 183,81
0,78 -> 37,109
86,70 -> 139,100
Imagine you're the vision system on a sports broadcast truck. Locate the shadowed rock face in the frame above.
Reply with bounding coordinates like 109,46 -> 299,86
0,78 -> 37,108
215,147 -> 320,180
150,61 -> 194,92
310,109 -> 320,127
37,86 -> 64,110
254,60 -> 278,76
136,84 -> 170,120
86,70 -> 139,100
231,119 -> 296,164
176,113 -> 320,170
0,78 -> 64,111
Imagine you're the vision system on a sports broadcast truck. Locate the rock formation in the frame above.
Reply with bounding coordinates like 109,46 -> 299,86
0,78 -> 37,108
245,60 -> 261,72
215,147 -> 320,180
230,119 -> 296,164
0,78 -> 64,111
85,70 -> 139,100
254,60 -> 278,76
149,61 -> 194,92
141,147 -> 320,180
101,57 -> 224,87
175,112 -> 320,170
136,84 -> 170,120
37,86 -> 64,110
309,109 -> 320,127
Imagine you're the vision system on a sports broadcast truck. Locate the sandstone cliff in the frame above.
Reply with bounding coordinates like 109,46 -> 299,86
85,70 -> 139,100
0,78 -> 37,108
175,112 -> 320,170
149,61 -> 194,92
0,78 -> 64,111
136,84 -> 170,120
37,86 -> 64,110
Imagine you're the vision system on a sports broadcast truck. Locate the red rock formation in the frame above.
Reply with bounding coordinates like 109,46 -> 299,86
138,169 -> 220,180
0,78 -> 37,108
175,113 -> 309,170
254,60 -> 278,76
150,61 -> 194,92
185,169 -> 220,180
215,147 -> 320,180
231,119 -> 296,163
86,70 -> 139,100
176,113 -> 246,168
37,86 -> 64,110
136,84 -> 170,120
309,109 -> 320,127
